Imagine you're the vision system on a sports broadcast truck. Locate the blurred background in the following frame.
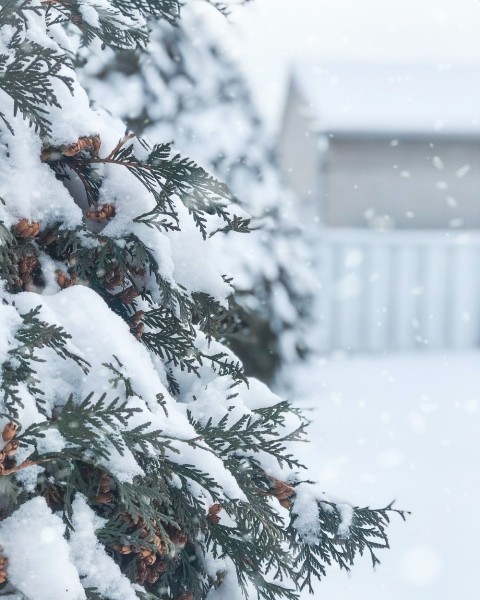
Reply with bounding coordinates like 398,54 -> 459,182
226,4 -> 480,598
83,1 -> 480,597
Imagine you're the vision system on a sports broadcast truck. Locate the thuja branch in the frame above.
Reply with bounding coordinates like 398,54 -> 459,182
41,134 -> 251,238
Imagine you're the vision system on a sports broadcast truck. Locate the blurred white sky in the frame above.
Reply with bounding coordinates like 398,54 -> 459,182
218,0 -> 480,130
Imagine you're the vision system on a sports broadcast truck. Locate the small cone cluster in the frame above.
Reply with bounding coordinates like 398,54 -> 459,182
85,203 -> 116,221
178,592 -> 194,600
18,253 -> 39,289
105,265 -> 124,290
93,472 -> 115,505
262,477 -> 295,509
41,134 -> 101,162
0,550 -> 8,584
118,285 -> 140,305
113,514 -> 190,586
115,513 -> 166,583
136,553 -> 168,586
56,269 -> 77,289
0,422 -> 19,475
129,310 -> 145,340
13,219 -> 40,239
207,503 -> 222,524
62,135 -> 101,158
168,526 -> 188,552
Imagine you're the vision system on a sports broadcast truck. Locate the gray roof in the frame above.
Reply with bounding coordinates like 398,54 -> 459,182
293,62 -> 480,136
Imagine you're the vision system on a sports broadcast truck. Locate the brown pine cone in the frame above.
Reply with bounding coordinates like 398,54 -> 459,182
105,265 -> 123,290
130,310 -> 145,325
129,265 -> 146,277
136,558 -> 148,584
14,219 -> 40,238
153,560 -> 168,574
154,535 -> 167,555
268,478 -> 295,502
129,310 -> 145,340
99,472 -> 111,493
136,517 -> 146,528
208,503 -> 222,524
18,255 -> 38,277
71,134 -> 100,157
85,203 -> 116,221
120,512 -> 135,527
169,529 -> 188,547
118,286 -> 140,304
41,135 -> 101,162
132,322 -> 144,340
144,554 -> 156,566
56,270 -> 77,289
2,422 -> 17,443
146,570 -> 160,584
178,593 -> 194,600
4,440 -> 19,458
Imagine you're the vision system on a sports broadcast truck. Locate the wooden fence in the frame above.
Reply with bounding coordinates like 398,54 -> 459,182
316,228 -> 480,353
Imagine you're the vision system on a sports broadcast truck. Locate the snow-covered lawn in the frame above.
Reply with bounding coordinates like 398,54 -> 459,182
288,352 -> 480,600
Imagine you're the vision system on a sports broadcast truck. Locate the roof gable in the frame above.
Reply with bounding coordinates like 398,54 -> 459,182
293,62 -> 480,136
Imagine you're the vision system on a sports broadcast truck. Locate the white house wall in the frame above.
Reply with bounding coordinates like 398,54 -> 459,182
323,136 -> 480,229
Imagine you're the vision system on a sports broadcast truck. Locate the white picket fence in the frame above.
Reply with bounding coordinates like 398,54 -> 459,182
316,228 -> 480,353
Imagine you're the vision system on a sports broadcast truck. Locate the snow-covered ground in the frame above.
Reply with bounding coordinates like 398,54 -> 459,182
287,352 -> 480,600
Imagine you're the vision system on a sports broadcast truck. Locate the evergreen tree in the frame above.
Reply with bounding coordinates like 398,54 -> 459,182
0,2 -> 405,599
81,2 -> 317,383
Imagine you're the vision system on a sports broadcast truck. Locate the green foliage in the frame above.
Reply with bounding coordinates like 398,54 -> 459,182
0,0 -> 180,135
83,135 -> 250,240
34,131 -> 250,397
0,1 -> 404,599
45,1 -> 150,50
0,222 -> 19,286
188,401 -> 306,469
1,306 -> 88,419
111,0 -> 181,24
290,500 -> 408,593
0,37 -> 73,136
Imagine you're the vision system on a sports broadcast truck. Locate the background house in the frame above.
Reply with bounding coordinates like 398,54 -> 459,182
279,63 -> 480,353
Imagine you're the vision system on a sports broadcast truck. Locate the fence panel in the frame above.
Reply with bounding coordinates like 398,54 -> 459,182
317,228 -> 480,354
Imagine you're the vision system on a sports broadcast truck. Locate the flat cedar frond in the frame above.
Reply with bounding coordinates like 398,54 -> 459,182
142,307 -> 197,367
289,500 -> 409,593
0,306 -> 89,419
188,402 -> 306,469
112,0 -> 181,23
45,1 -> 149,50
0,40 -> 73,136
56,135 -> 251,239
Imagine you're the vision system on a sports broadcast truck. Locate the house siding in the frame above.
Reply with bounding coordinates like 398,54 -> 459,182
323,136 -> 480,229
